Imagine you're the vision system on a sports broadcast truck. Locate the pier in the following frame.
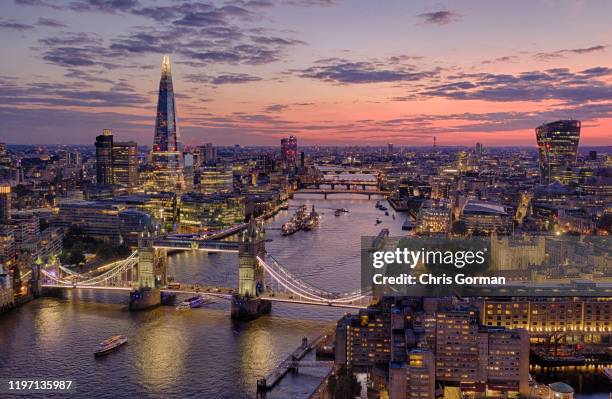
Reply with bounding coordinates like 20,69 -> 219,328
257,333 -> 330,393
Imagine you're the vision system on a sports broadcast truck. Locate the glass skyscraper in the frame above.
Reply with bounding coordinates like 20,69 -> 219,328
149,55 -> 184,193
280,135 -> 298,170
535,120 -> 581,184
95,128 -> 114,186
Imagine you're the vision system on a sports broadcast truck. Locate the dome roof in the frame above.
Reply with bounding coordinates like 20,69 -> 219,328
549,382 -> 574,393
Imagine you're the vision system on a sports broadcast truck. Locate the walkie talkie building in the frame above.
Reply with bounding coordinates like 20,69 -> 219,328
535,120 -> 581,184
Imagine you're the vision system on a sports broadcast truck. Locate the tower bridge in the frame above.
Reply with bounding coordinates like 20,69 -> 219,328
37,218 -> 371,319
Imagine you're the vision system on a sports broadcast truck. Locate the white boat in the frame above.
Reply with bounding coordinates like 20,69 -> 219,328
95,335 -> 128,357
176,294 -> 207,310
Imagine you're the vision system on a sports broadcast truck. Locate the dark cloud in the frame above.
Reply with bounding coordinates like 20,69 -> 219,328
250,36 -> 306,46
281,0 -> 335,6
64,68 -> 114,84
481,55 -> 518,65
68,0 -> 140,13
417,10 -> 460,25
414,67 -> 612,105
0,78 -> 150,108
184,72 -> 262,84
14,0 -> 63,9
263,104 -> 289,113
36,18 -> 67,28
295,58 -> 439,84
535,45 -> 607,60
0,18 -> 34,31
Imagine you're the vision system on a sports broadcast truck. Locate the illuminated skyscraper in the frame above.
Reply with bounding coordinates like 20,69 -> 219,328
150,55 -> 184,192
95,128 -> 114,186
113,141 -> 138,192
280,135 -> 297,170
0,183 -> 11,222
535,120 -> 581,184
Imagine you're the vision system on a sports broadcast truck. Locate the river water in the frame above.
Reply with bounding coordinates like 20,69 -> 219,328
0,194 -> 608,398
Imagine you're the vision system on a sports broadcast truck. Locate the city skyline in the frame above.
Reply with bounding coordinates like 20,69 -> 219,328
2,1 -> 612,146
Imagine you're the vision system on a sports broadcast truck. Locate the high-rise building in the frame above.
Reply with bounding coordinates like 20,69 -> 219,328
535,120 -> 581,184
95,128 -> 114,186
199,143 -> 217,166
280,136 -> 298,169
196,166 -> 233,194
151,55 -> 184,192
388,143 -> 394,155
59,149 -> 81,166
475,142 -> 484,156
0,183 -> 10,222
113,141 -> 138,192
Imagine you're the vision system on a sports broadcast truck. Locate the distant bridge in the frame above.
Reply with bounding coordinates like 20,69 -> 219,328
296,188 -> 390,199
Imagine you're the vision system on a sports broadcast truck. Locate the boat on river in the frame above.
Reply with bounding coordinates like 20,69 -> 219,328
95,335 -> 128,357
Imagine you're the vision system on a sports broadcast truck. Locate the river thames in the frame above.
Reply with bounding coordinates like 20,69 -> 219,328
0,195 -> 609,398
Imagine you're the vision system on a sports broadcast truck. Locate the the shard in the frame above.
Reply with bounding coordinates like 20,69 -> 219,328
149,54 -> 184,192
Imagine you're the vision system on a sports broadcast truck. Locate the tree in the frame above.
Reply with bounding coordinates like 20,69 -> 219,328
451,220 -> 468,235
329,365 -> 361,399
68,250 -> 85,265
597,213 -> 612,233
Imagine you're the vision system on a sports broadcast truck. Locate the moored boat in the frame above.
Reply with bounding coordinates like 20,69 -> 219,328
402,218 -> 415,230
95,335 -> 128,357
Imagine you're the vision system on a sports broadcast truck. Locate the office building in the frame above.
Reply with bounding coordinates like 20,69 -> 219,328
0,183 -> 10,222
461,200 -> 512,234
417,199 -> 451,234
0,226 -> 16,265
179,193 -> 245,233
482,298 -> 612,333
335,308 -> 391,368
113,141 -> 138,191
280,136 -> 298,169
54,201 -> 125,243
199,143 -> 217,166
196,166 -> 233,194
536,120 -> 581,184
95,128 -> 114,186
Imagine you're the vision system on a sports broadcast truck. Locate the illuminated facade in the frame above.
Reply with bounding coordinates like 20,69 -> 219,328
0,227 -> 16,265
417,199 -> 451,234
150,55 -> 184,193
113,141 -> 138,192
0,183 -> 10,222
179,193 -> 245,233
54,201 -> 125,243
461,200 -> 512,234
482,298 -> 612,333
435,310 -> 529,396
95,128 -> 114,186
280,135 -> 298,170
336,308 -> 391,367
196,166 -> 233,194
536,120 -> 581,184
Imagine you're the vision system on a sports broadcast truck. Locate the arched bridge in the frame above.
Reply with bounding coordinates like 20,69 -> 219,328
38,223 -> 371,313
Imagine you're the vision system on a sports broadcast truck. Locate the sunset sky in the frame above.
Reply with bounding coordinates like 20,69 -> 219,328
1,0 -> 612,146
